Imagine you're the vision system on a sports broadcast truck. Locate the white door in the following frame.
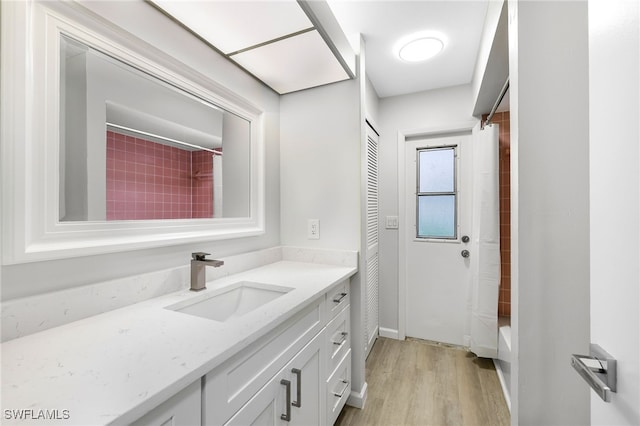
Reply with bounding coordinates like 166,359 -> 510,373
403,131 -> 473,346
588,0 -> 639,423
364,123 -> 379,357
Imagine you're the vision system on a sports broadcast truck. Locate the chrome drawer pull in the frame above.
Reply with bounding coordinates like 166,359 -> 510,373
333,292 -> 347,303
280,379 -> 291,421
333,380 -> 349,398
291,368 -> 302,408
332,331 -> 348,346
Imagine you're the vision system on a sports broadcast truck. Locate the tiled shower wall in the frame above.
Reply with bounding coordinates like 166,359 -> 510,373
488,112 -> 511,317
191,150 -> 214,218
106,131 -> 214,220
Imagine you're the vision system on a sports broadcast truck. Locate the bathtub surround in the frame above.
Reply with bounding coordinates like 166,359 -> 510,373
494,318 -> 511,411
106,130 -> 215,220
491,112 -> 511,317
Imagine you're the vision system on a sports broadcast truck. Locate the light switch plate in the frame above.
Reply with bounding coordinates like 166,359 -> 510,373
307,219 -> 320,239
386,216 -> 399,229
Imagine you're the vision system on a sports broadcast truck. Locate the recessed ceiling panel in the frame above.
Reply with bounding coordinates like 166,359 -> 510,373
231,30 -> 350,94
151,0 -> 313,54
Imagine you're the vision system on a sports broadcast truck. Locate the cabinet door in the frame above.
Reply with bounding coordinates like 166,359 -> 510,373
204,299 -> 325,425
225,331 -> 324,426
288,330 -> 324,426
223,375 -> 287,426
131,380 -> 201,426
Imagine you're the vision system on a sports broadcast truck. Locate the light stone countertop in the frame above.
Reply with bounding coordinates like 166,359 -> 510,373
1,260 -> 357,425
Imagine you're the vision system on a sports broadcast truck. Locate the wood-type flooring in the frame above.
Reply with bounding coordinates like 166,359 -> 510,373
335,337 -> 510,426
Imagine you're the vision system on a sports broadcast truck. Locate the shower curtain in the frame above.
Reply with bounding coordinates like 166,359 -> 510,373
469,123 -> 501,358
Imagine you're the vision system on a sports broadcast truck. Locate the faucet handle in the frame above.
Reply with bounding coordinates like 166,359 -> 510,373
192,252 -> 211,261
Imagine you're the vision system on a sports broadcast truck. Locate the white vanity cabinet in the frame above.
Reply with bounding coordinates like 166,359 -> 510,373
203,279 -> 351,426
325,282 -> 351,425
131,380 -> 201,426
203,297 -> 325,425
224,331 -> 324,426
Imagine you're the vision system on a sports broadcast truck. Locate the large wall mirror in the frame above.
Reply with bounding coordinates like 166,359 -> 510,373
60,35 -> 250,222
1,1 -> 265,264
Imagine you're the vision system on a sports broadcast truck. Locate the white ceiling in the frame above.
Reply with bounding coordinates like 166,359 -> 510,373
151,0 -> 351,94
151,1 -> 490,99
152,1 -> 313,55
328,0 -> 490,98
232,29 -> 350,94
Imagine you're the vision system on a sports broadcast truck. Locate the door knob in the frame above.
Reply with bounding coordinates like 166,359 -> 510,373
461,250 -> 470,258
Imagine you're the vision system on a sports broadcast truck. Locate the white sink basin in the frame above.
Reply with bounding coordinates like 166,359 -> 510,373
166,281 -> 293,322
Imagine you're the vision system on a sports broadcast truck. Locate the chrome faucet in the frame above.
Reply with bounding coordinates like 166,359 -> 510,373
190,252 -> 224,291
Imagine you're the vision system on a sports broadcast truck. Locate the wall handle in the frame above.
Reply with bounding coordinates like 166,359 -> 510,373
571,344 -> 617,402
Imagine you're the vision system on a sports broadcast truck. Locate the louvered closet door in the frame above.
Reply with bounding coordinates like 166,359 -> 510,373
364,123 -> 379,358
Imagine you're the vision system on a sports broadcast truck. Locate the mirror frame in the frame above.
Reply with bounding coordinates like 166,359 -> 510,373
1,1 -> 266,264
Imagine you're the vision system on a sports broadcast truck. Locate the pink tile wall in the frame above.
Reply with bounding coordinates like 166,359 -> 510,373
482,112 -> 512,318
106,131 -> 214,220
191,150 -> 214,218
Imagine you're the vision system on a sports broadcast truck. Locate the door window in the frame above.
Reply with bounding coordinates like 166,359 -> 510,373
416,146 -> 457,239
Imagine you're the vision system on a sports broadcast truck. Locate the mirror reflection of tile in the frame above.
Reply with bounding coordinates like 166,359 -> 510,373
106,130 -> 215,220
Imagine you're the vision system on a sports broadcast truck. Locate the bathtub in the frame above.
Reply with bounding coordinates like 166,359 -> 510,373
493,318 -> 511,411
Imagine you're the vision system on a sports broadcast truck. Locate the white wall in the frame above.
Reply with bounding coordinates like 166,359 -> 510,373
365,76 -> 379,127
221,112 -> 251,218
471,0 -> 506,115
509,1 -> 591,423
377,84 -> 476,333
0,0 -> 280,301
62,52 -> 89,221
589,1 -> 640,424
279,79 -> 360,251
279,74 -> 363,401
471,0 -> 503,98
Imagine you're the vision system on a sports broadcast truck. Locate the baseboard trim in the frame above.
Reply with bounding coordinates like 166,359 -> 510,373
379,327 -> 399,339
493,358 -> 511,412
346,381 -> 368,409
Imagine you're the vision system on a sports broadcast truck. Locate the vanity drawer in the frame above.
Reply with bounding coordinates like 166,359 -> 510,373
203,298 -> 325,425
326,304 -> 350,378
327,350 -> 351,425
327,280 -> 349,320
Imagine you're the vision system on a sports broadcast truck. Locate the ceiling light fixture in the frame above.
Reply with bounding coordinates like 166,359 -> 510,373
394,32 -> 445,63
